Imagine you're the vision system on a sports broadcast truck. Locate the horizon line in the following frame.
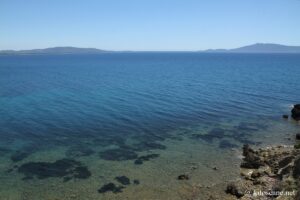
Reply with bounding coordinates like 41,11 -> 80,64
1,43 -> 300,52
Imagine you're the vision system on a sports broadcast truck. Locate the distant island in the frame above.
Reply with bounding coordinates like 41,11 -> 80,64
0,47 -> 110,55
203,43 -> 300,53
1,43 -> 300,55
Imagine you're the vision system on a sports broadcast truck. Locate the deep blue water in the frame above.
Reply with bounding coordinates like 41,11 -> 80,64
1,53 -> 299,138
0,53 -> 300,199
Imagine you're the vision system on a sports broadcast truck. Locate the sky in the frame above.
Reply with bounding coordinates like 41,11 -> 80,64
1,0 -> 300,51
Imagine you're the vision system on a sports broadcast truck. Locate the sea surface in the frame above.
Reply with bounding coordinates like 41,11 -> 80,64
0,53 -> 300,199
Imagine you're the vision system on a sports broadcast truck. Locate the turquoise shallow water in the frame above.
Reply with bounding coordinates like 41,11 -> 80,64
0,53 -> 300,199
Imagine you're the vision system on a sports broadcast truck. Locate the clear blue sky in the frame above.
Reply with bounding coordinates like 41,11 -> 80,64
1,0 -> 300,51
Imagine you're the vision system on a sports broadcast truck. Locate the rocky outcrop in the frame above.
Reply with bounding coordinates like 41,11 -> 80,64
291,104 -> 300,121
226,145 -> 300,200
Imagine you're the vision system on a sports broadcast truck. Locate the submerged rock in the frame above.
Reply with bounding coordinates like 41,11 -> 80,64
133,142 -> 166,151
73,166 -> 91,179
65,146 -> 95,158
0,147 -> 10,156
115,176 -> 130,185
10,145 -> 39,162
18,158 -> 91,180
63,176 -> 72,182
219,140 -> 238,149
99,148 -> 138,161
11,151 -> 30,162
177,174 -> 189,180
235,122 -> 262,132
134,154 -> 159,165
282,114 -> 289,119
291,104 -> 300,120
98,183 -> 124,194
192,128 -> 226,143
192,124 -> 261,148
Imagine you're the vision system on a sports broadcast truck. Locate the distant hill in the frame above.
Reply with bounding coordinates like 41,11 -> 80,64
204,43 -> 300,53
0,47 -> 110,55
1,44 -> 300,54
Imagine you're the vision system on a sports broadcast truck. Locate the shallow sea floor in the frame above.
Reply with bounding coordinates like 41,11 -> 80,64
0,117 -> 298,200
1,53 -> 300,199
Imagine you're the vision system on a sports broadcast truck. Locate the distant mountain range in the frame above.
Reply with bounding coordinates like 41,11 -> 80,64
1,43 -> 300,54
0,47 -> 110,55
203,43 -> 300,53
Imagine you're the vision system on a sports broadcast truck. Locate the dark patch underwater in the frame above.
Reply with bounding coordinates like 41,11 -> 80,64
115,176 -> 130,185
134,154 -> 160,165
98,183 -> 124,194
18,158 -> 91,181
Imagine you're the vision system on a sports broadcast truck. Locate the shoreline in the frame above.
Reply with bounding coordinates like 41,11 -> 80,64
179,144 -> 300,200
208,105 -> 300,200
178,105 -> 300,200
225,144 -> 300,200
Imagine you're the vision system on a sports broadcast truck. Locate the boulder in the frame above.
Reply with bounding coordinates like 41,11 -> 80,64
291,104 -> 300,120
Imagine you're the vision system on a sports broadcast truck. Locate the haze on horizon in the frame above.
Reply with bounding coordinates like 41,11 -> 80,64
1,0 -> 300,51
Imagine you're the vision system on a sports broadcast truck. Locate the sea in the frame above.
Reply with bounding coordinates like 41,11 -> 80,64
0,53 -> 299,199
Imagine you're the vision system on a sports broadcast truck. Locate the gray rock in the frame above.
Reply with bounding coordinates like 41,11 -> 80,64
226,182 -> 245,198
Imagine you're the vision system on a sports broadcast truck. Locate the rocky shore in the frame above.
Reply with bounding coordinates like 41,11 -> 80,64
188,142 -> 300,200
188,104 -> 300,200
224,104 -> 300,200
225,144 -> 300,200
